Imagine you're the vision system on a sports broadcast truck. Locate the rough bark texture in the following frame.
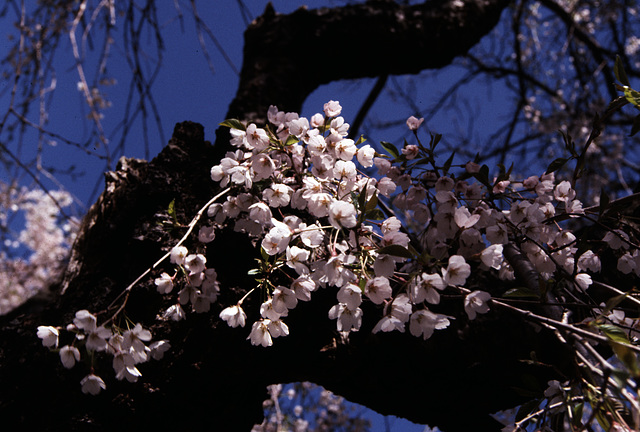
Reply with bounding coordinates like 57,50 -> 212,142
0,1 -> 575,431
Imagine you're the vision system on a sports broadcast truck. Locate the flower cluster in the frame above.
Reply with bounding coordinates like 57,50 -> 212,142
37,310 -> 169,395
1,186 -> 78,314
38,101 -> 640,426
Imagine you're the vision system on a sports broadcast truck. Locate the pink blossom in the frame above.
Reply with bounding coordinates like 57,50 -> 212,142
464,290 -> 491,320
364,277 -> 392,304
409,310 -> 451,340
323,100 -> 342,117
328,201 -> 357,229
220,305 -> 247,327
81,374 -> 106,395
442,255 -> 471,286
406,115 -> 424,131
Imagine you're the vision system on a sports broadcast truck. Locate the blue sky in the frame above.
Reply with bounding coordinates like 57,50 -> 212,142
1,0 -> 514,212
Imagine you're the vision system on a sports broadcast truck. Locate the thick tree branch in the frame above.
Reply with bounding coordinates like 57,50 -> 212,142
215,0 -> 510,160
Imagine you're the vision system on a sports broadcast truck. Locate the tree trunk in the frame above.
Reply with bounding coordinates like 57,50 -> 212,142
0,2 -> 573,431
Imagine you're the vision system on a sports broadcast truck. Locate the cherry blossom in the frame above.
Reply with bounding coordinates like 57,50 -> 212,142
323,100 -> 342,117
184,254 -> 207,275
248,320 -> 273,347
464,290 -> 491,320
154,272 -> 174,294
170,246 -> 188,265
364,277 -> 392,304
220,304 -> 247,328
442,255 -> 471,286
37,326 -> 59,348
73,310 -> 98,333
410,273 -> 445,304
406,115 -> 424,131
328,201 -> 357,229
409,310 -> 451,340
328,303 -> 362,332
272,286 -> 298,314
80,374 -> 106,395
122,323 -> 152,353
59,345 -> 81,369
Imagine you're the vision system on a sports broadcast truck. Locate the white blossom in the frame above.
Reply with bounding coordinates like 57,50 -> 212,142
81,374 -> 106,395
409,310 -> 451,340
442,255 -> 471,286
220,304 -> 247,328
37,325 -> 59,348
248,320 -> 273,347
59,345 -> 81,369
464,290 -> 491,320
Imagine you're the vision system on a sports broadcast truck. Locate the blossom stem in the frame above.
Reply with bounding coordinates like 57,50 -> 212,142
105,187 -> 231,320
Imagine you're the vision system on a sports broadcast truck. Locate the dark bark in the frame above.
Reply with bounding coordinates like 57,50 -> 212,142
0,2 -> 578,432
214,0 -> 510,161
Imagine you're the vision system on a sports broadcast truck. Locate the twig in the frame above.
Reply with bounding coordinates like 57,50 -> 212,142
104,187 -> 230,320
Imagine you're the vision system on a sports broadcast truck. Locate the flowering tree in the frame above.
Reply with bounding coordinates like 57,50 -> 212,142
3,1 -> 640,432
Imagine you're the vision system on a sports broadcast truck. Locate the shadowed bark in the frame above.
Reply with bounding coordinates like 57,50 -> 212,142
0,2 -> 577,431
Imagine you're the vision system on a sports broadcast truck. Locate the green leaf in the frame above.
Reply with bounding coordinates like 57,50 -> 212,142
624,86 -> 640,108
355,134 -> 367,146
167,198 -> 177,223
503,287 -> 541,299
260,246 -> 270,261
377,244 -> 414,259
219,119 -> 246,131
545,157 -> 569,174
247,268 -> 260,276
365,209 -> 385,220
284,135 -> 299,146
570,403 -> 584,429
380,141 -> 400,159
615,55 -> 631,87
365,192 -> 378,213
595,323 -> 629,344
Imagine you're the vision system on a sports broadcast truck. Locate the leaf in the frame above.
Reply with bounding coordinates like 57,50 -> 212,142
570,402 -> 584,429
429,133 -> 442,151
472,164 -> 491,188
365,209 -> 385,220
167,198 -> 177,223
364,192 -> 378,213
219,119 -> 246,131
630,113 -> 640,136
377,244 -> 414,259
495,162 -> 513,184
284,135 -> 299,146
594,322 -> 640,376
623,86 -> 640,108
595,323 -> 629,344
355,134 -> 367,146
380,141 -> 400,159
615,55 -> 631,87
545,157 -> 569,174
603,294 -> 627,313
442,151 -> 455,175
